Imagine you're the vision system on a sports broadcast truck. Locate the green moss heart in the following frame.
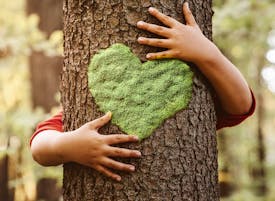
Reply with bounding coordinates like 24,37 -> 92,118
88,43 -> 193,140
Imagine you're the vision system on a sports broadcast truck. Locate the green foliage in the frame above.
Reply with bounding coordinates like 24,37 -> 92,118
88,44 -> 193,140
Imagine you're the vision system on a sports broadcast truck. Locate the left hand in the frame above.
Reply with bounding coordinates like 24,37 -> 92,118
137,2 -> 218,65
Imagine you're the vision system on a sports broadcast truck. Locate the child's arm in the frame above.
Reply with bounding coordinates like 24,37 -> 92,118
137,2 -> 252,115
31,112 -> 141,182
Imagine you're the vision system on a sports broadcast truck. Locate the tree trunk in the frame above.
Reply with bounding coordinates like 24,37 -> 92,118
0,153 -> 9,200
62,0 -> 218,200
26,0 -> 63,112
251,56 -> 266,196
36,178 -> 62,201
217,131 -> 234,198
0,138 -> 14,201
254,91 -> 266,195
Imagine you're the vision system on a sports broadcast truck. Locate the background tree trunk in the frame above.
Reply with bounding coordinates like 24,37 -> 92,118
0,138 -> 14,201
0,142 -> 10,201
62,0 -> 219,200
217,131 -> 235,198
26,0 -> 63,112
36,178 -> 62,201
251,55 -> 266,196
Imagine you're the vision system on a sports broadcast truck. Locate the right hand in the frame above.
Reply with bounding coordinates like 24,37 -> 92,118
137,3 -> 218,65
60,112 -> 141,181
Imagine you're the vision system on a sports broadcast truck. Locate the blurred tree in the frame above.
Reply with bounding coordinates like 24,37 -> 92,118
253,52 -> 267,196
218,131 -> 235,198
36,178 -> 62,201
26,0 -> 63,112
61,0 -> 219,200
0,155 -> 9,200
0,138 -> 14,201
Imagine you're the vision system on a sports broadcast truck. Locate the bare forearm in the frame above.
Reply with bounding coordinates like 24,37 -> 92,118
195,46 -> 252,115
30,130 -> 71,166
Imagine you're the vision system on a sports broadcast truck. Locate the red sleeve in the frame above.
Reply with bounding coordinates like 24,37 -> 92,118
30,111 -> 63,146
216,90 -> 256,130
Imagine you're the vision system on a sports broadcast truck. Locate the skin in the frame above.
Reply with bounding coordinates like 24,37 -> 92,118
137,3 -> 252,115
31,112 -> 142,182
31,2 -> 253,182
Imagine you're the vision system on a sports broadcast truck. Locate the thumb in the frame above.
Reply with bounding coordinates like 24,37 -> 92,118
88,111 -> 112,130
183,2 -> 197,26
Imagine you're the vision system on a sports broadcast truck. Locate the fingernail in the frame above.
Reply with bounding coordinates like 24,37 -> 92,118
185,2 -> 189,9
133,135 -> 139,140
130,166 -> 135,171
148,7 -> 157,13
146,54 -> 151,59
106,111 -> 112,118
116,176 -> 121,181
138,37 -> 145,42
136,151 -> 142,156
137,21 -> 144,26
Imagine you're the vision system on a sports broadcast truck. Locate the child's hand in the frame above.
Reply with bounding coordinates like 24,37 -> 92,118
137,2 -> 218,65
136,2 -> 253,115
59,112 -> 141,181
31,112 -> 141,182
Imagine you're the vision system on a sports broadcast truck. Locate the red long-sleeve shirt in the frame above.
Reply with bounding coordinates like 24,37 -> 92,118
30,91 -> 256,145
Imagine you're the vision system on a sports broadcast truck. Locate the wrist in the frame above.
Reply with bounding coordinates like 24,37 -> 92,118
193,40 -> 221,67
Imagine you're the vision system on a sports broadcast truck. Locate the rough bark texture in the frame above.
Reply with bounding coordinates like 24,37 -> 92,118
27,0 -> 63,112
62,0 -> 219,200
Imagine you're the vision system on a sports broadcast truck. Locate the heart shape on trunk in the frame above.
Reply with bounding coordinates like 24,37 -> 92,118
88,44 -> 193,140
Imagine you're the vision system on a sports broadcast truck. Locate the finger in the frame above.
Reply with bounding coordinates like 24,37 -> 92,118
104,134 -> 139,145
95,165 -> 122,181
146,50 -> 174,60
137,21 -> 171,38
101,157 -> 135,172
183,2 -> 197,26
106,146 -> 142,158
148,7 -> 179,28
138,37 -> 171,48
88,111 -> 112,130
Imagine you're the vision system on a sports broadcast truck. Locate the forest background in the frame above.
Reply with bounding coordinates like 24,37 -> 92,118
0,0 -> 275,200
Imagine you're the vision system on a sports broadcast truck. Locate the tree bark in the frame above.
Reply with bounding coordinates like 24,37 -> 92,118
62,0 -> 218,200
26,0 -> 63,112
